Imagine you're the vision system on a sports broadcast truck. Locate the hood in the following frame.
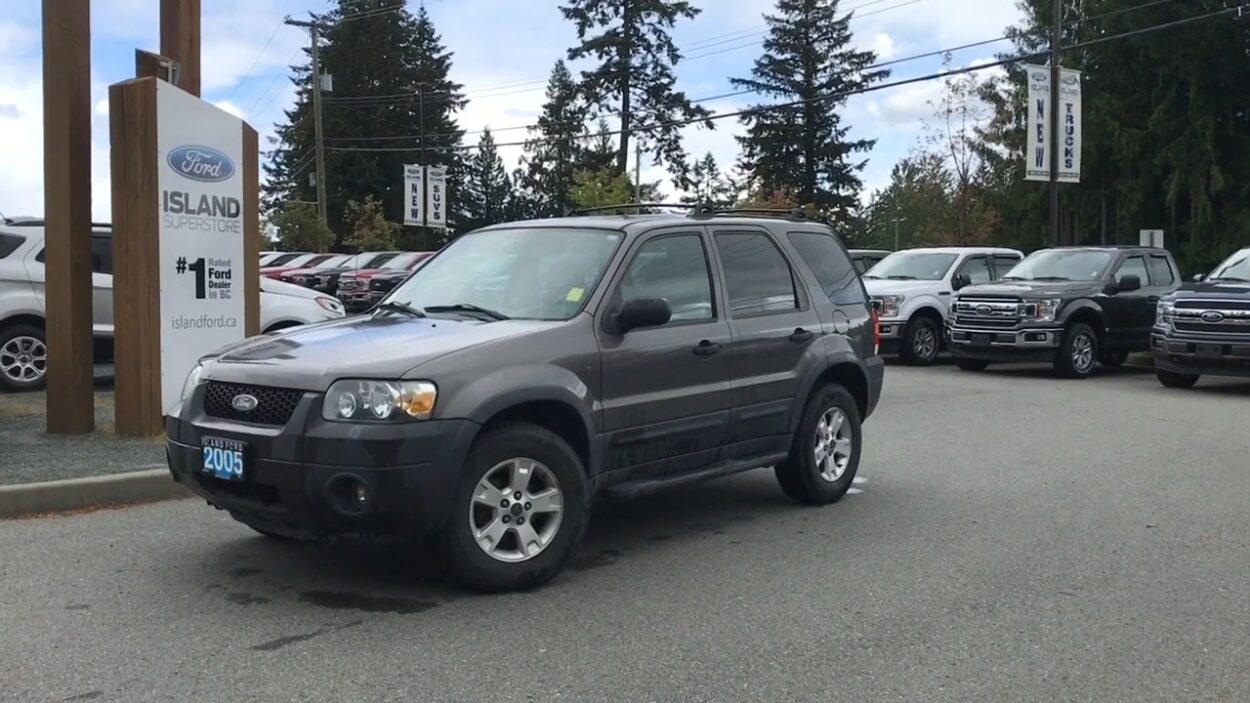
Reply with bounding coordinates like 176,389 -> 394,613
957,280 -> 1101,297
204,315 -> 562,391
862,278 -> 948,296
259,276 -> 328,300
339,267 -> 391,279
1172,280 -> 1250,298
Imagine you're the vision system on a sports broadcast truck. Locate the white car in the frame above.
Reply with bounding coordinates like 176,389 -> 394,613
864,246 -> 1024,365
0,222 -> 345,391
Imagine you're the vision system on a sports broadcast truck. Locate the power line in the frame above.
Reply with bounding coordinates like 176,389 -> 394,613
227,21 -> 284,102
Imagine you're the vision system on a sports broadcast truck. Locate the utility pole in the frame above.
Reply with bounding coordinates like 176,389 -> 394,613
893,216 -> 907,251
1048,0 -> 1063,247
285,17 -> 329,221
634,138 -> 642,204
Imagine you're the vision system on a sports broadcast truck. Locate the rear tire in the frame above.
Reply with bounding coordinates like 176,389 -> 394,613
1156,369 -> 1200,388
956,358 -> 991,372
1054,323 -> 1098,379
775,384 -> 862,505
899,316 -> 941,366
443,423 -> 589,592
0,324 -> 48,392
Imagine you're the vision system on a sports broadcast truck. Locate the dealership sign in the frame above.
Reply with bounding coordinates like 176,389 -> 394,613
403,164 -> 448,229
157,81 -> 245,412
1024,65 -> 1082,183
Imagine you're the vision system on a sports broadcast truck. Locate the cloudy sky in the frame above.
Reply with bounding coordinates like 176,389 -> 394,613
0,0 -> 1025,221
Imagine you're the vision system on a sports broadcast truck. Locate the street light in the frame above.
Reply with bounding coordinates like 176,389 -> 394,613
892,217 -> 907,251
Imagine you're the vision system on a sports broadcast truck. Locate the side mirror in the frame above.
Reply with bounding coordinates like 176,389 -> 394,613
1113,274 -> 1142,293
615,297 -> 671,333
951,273 -> 971,291
1192,273 -> 1206,283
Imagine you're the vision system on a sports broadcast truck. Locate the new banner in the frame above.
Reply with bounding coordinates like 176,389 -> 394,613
403,164 -> 424,226
156,81 -> 246,413
1025,65 -> 1082,183
427,165 -> 447,229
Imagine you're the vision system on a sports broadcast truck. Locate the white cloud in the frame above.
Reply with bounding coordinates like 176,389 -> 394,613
871,32 -> 897,60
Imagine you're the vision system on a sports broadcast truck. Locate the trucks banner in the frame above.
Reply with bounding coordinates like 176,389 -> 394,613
1024,65 -> 1082,184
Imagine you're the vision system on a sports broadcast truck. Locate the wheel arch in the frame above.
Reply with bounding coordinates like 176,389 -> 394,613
0,313 -> 47,333
790,354 -> 870,433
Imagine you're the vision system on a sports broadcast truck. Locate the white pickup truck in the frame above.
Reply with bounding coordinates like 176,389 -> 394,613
864,246 -> 1024,365
0,220 -> 345,391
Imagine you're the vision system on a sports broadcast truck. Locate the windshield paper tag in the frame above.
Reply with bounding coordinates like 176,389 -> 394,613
566,287 -> 585,303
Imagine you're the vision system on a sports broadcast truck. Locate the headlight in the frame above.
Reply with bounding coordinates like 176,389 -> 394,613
1155,300 -> 1175,327
322,380 -> 437,422
316,296 -> 344,314
1024,298 -> 1063,322
180,361 -> 206,401
877,295 -> 905,318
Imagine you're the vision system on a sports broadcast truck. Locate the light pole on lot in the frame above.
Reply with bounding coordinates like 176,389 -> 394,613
893,216 -> 907,251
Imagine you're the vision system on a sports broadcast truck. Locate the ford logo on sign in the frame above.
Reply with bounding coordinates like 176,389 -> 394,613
168,145 -> 235,183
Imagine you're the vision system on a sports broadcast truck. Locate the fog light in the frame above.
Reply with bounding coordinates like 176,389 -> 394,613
326,474 -> 371,517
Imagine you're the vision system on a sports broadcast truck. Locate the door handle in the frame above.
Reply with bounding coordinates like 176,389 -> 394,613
789,328 -> 816,344
692,340 -> 721,357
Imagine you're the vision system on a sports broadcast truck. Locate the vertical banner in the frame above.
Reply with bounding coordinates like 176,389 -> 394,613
426,165 -> 447,229
403,164 -> 424,226
156,81 -> 246,413
1024,65 -> 1082,183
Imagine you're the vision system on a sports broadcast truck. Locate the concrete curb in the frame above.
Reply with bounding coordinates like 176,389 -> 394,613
0,469 -> 192,519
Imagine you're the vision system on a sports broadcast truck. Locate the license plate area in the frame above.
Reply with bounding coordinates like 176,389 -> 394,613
202,436 -> 247,481
1196,343 -> 1224,359
971,333 -> 992,347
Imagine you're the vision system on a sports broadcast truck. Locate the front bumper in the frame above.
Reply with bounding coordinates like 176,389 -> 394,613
948,325 -> 1063,362
166,385 -> 479,539
877,319 -> 905,341
1152,333 -> 1250,378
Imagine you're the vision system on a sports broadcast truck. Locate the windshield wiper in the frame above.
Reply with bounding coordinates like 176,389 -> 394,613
1001,276 -> 1024,281
1029,276 -> 1072,281
1209,276 -> 1250,283
425,303 -> 510,321
373,300 -> 427,318
862,274 -> 880,279
885,275 -> 919,280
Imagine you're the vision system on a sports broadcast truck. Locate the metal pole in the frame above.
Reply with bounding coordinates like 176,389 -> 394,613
894,218 -> 900,251
1048,0 -> 1062,247
310,25 -> 328,222
634,137 -> 641,204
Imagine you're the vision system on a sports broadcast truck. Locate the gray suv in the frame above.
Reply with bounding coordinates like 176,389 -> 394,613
166,208 -> 885,591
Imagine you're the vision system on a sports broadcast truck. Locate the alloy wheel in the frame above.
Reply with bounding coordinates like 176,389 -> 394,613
1071,333 -> 1094,373
0,336 -> 48,386
914,326 -> 938,361
469,458 -> 564,563
814,407 -> 853,483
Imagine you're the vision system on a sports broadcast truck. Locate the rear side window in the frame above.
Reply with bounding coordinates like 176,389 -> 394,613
715,232 -> 799,316
0,233 -> 23,259
788,232 -> 865,305
1147,255 -> 1175,286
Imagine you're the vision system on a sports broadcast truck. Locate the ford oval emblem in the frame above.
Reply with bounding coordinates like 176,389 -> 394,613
167,145 -> 235,183
976,305 -> 992,316
231,394 -> 258,413
1201,311 -> 1225,323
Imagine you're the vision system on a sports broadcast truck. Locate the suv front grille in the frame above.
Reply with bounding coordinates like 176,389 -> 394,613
203,381 -> 304,425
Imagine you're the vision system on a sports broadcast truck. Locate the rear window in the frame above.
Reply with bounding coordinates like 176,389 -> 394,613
0,233 -> 23,259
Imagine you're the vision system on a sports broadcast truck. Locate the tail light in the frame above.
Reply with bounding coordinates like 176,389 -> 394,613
871,306 -> 881,355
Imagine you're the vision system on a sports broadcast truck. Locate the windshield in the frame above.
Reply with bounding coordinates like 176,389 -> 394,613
386,228 -> 623,320
1003,250 -> 1113,282
382,252 -> 425,270
1208,249 -> 1250,281
315,255 -> 351,269
865,252 -> 958,281
264,252 -> 307,267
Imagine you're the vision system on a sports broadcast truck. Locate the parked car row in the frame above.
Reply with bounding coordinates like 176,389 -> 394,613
864,243 -> 1250,389
260,249 -> 434,312
0,221 -> 346,392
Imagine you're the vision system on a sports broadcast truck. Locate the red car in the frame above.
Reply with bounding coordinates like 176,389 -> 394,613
260,252 -> 344,280
336,251 -> 434,310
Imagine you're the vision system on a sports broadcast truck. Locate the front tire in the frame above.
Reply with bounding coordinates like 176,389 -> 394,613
1054,323 -> 1099,379
443,423 -> 589,592
0,324 -> 48,392
775,384 -> 862,505
1156,369 -> 1200,388
899,317 -> 941,366
956,358 -> 991,372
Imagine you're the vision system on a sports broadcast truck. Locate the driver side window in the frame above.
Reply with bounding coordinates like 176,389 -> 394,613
956,256 -> 992,285
619,234 -> 714,324
1115,255 -> 1148,284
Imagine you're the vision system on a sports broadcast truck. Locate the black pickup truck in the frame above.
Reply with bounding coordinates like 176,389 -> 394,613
948,246 -> 1181,378
1152,247 -> 1250,388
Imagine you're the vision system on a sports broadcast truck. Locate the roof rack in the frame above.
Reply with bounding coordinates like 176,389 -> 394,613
570,202 -> 812,222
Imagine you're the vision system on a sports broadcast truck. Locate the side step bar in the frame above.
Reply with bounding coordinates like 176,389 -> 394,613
602,453 -> 789,500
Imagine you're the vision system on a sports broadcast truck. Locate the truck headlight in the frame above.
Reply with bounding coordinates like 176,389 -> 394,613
180,361 -> 206,401
323,380 -> 437,422
876,295 -> 905,318
1155,300 -> 1175,328
1025,298 -> 1062,322
316,296 -> 344,314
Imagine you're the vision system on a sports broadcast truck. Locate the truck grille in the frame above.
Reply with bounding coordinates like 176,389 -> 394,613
952,296 -> 1023,328
203,381 -> 304,425
338,278 -> 364,292
1170,303 -> 1250,336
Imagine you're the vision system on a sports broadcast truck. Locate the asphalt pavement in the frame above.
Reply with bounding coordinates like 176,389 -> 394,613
3,363 -> 1250,702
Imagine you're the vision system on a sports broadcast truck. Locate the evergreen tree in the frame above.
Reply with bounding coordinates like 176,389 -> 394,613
681,152 -> 739,207
731,0 -> 889,220
520,61 -> 590,218
262,1 -> 465,251
343,195 -> 399,252
461,129 -> 514,232
560,0 -> 712,181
